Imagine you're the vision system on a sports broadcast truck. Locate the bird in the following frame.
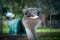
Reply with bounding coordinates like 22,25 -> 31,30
22,8 -> 41,40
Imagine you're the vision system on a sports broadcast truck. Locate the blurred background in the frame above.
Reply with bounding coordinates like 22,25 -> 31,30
0,0 -> 60,40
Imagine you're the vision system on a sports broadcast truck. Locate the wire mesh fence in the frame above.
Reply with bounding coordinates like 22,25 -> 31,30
46,20 -> 60,28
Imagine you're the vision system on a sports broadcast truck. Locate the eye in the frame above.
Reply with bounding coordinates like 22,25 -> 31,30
37,11 -> 40,16
24,13 -> 28,15
24,13 -> 31,17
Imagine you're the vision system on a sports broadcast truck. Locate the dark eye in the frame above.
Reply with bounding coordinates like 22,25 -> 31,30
24,13 -> 28,15
24,13 -> 31,17
37,11 -> 40,16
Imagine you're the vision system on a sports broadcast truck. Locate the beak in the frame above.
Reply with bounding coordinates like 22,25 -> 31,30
29,15 -> 39,20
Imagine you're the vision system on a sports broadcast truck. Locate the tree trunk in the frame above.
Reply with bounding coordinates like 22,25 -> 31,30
0,0 -> 3,34
50,15 -> 52,32
41,14 -> 46,27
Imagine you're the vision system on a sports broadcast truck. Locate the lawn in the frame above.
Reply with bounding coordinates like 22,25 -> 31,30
2,27 -> 60,40
2,24 -> 60,40
36,27 -> 60,33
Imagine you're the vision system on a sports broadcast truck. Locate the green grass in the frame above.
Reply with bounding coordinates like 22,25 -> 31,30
3,23 -> 9,33
36,28 -> 60,32
2,25 -> 60,40
3,27 -> 9,33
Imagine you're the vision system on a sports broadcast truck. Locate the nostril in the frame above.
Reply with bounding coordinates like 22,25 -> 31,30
27,15 -> 31,17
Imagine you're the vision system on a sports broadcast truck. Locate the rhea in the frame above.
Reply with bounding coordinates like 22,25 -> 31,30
22,8 -> 40,40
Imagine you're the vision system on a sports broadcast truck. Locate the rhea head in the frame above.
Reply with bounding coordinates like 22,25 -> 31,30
23,9 -> 40,20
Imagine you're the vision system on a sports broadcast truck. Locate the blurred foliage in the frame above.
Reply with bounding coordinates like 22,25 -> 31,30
3,0 -> 60,16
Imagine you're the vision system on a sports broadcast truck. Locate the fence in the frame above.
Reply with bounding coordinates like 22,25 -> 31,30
46,20 -> 60,28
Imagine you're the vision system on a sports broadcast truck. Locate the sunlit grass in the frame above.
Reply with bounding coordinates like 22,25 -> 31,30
36,27 -> 60,32
3,27 -> 9,33
3,23 -> 9,33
